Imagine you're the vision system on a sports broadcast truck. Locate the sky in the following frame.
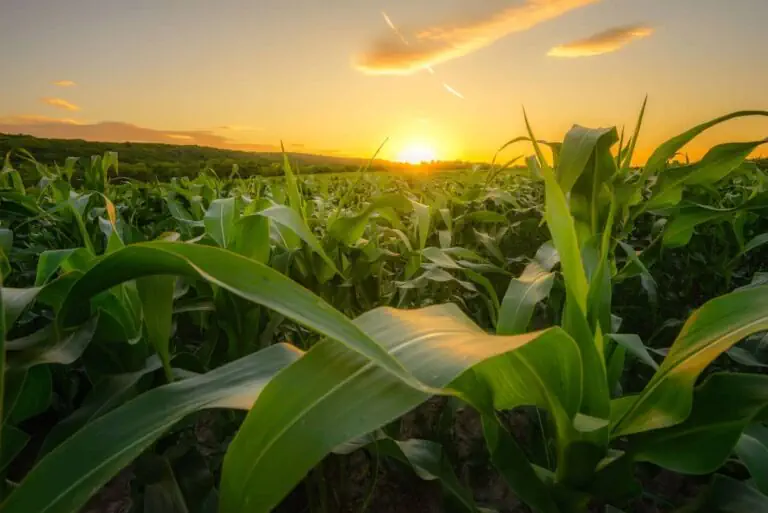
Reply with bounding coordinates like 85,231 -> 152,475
1,0 -> 767,163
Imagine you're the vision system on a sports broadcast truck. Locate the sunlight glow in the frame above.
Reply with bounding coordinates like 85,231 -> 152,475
396,143 -> 438,164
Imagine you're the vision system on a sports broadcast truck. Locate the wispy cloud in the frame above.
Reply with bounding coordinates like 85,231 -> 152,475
53,80 -> 76,87
356,0 -> 601,75
41,97 -> 80,112
548,24 -> 653,57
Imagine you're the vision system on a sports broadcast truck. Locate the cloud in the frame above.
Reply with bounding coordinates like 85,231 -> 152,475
548,24 -> 653,57
53,80 -> 77,87
356,0 -> 601,75
0,118 -> 283,153
41,97 -> 81,112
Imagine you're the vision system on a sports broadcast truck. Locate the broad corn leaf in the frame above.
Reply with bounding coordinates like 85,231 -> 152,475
611,286 -> 768,437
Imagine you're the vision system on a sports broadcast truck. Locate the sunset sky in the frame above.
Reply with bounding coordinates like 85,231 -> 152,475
1,0 -> 767,163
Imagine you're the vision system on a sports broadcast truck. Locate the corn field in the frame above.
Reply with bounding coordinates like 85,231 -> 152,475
2,104 -> 768,513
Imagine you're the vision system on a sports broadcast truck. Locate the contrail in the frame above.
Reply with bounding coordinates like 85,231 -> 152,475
381,11 -> 465,100
443,83 -> 465,99
382,11 -> 409,46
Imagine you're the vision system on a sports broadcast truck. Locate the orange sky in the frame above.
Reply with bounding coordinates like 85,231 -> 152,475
1,0 -> 767,164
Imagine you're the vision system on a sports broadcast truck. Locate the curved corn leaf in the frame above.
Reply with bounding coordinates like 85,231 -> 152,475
626,373 -> 768,474
646,139 -> 768,211
57,242 -> 419,391
6,316 -> 99,371
219,304 -> 573,512
662,204 -> 732,247
0,343 -> 302,513
557,125 -> 617,195
611,286 -> 768,437
2,287 -> 42,332
640,110 -> 768,184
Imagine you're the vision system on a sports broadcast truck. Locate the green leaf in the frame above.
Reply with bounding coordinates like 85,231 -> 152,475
732,233 -> 768,263
57,242 -> 417,391
606,334 -> 659,371
39,357 -> 163,457
137,276 -> 176,382
727,347 -> 768,368
682,139 -> 768,186
640,111 -> 768,185
232,215 -> 270,264
497,260 -> 554,336
523,113 -> 589,312
735,424 -> 768,495
0,343 -> 302,513
647,139 -> 768,211
616,241 -> 657,305
528,114 -> 611,417
662,205 -> 730,247
34,249 -> 91,286
257,205 -> 338,274
280,145 -> 304,215
411,200 -> 431,250
627,373 -> 768,474
611,286 -> 768,437
620,96 -> 647,170
2,287 -> 42,333
204,198 -> 239,248
557,125 -> 617,195
6,316 -> 99,371
328,194 -> 411,245
218,304 -> 569,512
8,365 -> 52,423
456,211 -> 508,225
630,373 -> 768,475
422,247 -> 462,269
473,230 -> 505,265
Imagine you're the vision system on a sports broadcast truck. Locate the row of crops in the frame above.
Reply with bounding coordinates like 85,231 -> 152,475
1,106 -> 768,513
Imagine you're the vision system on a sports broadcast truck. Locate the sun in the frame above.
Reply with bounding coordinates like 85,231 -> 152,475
396,143 -> 438,164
